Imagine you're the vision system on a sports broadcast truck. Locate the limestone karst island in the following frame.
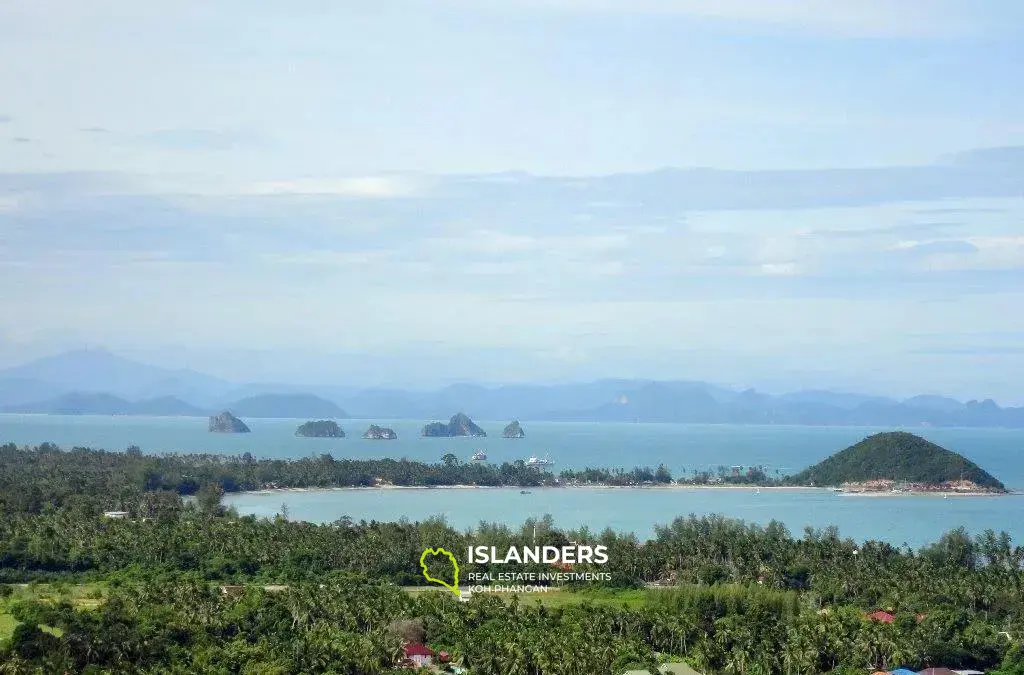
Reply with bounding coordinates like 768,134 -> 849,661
503,420 -> 525,438
294,420 -> 345,438
208,411 -> 250,433
421,413 -> 487,438
362,424 -> 398,440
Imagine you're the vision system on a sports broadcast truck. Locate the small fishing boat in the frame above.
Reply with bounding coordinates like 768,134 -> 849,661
471,450 -> 487,461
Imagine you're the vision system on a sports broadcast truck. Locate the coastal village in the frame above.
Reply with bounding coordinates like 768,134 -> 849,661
391,636 -> 993,674
838,478 -> 1000,494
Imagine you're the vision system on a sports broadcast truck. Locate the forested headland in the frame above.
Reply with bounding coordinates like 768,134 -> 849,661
787,431 -> 1006,491
0,442 -> 777,512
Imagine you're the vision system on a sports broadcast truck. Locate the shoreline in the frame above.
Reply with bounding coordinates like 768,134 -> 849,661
226,484 -> 1017,497
229,484 -> 817,496
836,491 -> 1013,498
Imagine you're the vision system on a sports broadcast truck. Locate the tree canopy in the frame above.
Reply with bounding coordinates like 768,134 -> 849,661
1,440 -> 1022,673
786,432 -> 1005,490
295,420 -> 345,438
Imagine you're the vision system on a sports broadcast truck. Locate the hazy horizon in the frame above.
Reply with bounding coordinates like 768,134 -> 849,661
2,1 -> 1023,402
3,346 -> 1024,409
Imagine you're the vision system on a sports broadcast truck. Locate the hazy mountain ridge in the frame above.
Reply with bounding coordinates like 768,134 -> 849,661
0,348 -> 234,406
1,390 -> 342,419
1,350 -> 1023,427
0,392 -> 205,416
230,394 -> 347,419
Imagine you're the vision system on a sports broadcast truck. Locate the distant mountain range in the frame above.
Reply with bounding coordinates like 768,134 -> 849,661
229,394 -> 345,419
1,391 -> 346,419
0,348 -> 231,407
1,349 -> 1023,427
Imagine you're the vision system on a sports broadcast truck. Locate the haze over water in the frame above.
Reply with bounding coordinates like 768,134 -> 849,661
3,414 -> 1024,547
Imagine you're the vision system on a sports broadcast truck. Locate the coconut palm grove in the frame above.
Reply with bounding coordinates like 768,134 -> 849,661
0,441 -> 1023,673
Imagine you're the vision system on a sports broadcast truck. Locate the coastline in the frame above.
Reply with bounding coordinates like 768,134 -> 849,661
228,484 -> 829,496
227,484 -> 1016,497
836,490 -> 1014,498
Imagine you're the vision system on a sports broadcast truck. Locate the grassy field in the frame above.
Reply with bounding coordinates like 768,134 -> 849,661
0,613 -> 16,643
0,582 -> 107,644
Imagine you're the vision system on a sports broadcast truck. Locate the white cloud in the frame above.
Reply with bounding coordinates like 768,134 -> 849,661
462,261 -> 534,276
242,175 -> 427,198
760,262 -> 799,276
945,237 -> 1024,270
969,236 -> 1024,249
428,230 -> 629,256
261,250 -> 395,266
592,260 -> 625,276
474,0 -> 977,37
573,234 -> 629,252
885,235 -> 1024,272
453,231 -> 540,255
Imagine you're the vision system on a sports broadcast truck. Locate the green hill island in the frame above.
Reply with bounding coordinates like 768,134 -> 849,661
787,431 -> 1007,493
294,420 -> 345,438
362,424 -> 397,440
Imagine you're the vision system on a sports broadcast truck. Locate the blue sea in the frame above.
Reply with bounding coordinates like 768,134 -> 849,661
3,414 -> 1024,548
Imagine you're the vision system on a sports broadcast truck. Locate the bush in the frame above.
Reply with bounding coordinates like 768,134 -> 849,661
992,643 -> 1024,675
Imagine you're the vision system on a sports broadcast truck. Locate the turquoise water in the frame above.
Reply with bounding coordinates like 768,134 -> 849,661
4,414 -> 1024,546
223,486 -> 1024,549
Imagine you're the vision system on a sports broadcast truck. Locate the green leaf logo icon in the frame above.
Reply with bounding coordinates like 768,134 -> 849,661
420,547 -> 460,596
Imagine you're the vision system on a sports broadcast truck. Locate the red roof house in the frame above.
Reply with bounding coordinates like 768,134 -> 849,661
402,644 -> 435,669
866,610 -> 895,623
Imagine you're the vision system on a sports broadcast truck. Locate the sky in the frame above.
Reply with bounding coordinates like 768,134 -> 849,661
2,0 -> 1024,402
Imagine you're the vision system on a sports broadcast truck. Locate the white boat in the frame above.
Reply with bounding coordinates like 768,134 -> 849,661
525,454 -> 554,467
471,450 -> 487,461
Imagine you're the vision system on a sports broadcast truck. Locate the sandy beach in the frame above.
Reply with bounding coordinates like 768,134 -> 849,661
234,483 -> 830,496
836,490 -> 1014,498
232,483 -> 1018,497
240,484 -> 493,495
